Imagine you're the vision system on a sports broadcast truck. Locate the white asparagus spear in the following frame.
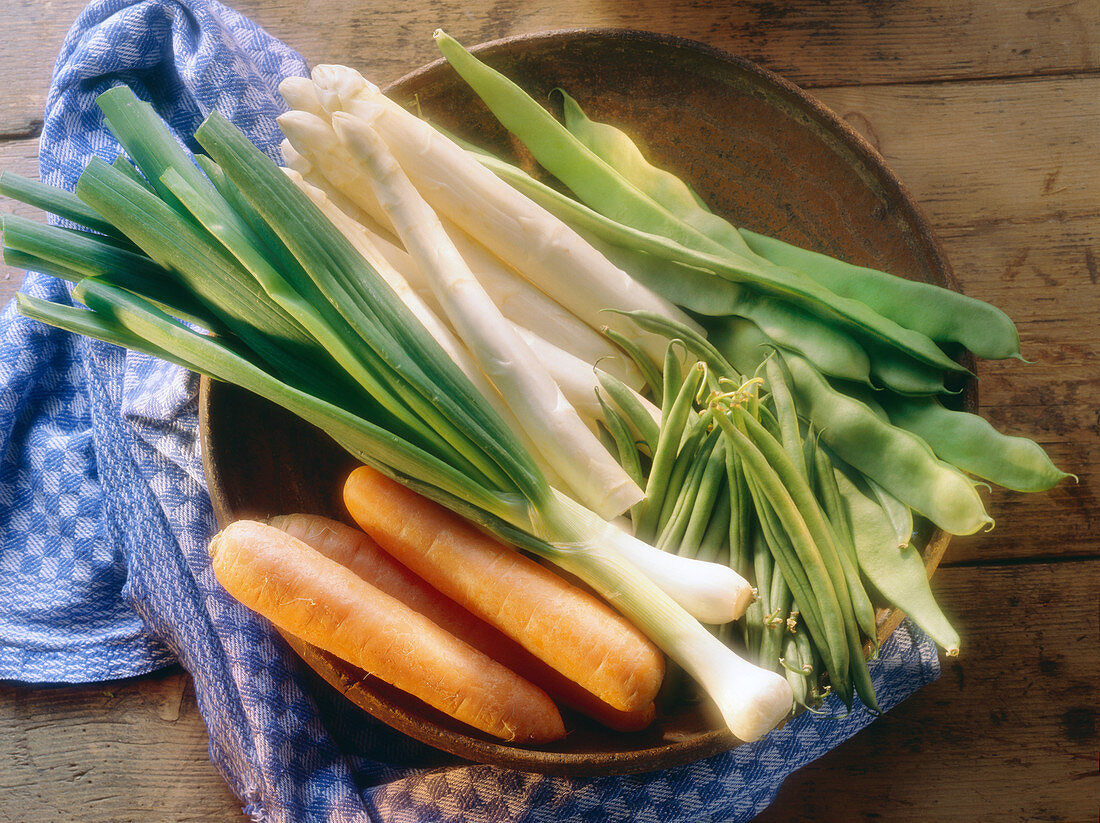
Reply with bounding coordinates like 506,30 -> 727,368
331,111 -> 644,520
309,63 -> 700,367
277,109 -> 643,389
289,156 -> 651,428
514,325 -> 661,432
284,166 -> 580,497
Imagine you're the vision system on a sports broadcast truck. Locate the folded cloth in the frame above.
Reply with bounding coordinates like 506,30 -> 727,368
0,1 -> 942,820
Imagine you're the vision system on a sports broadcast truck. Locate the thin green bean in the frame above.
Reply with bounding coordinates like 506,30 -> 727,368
737,408 -> 876,653
695,480 -> 732,564
595,389 -> 645,488
635,363 -> 705,540
656,424 -> 718,552
595,369 -> 660,456
718,411 -> 853,704
653,416 -> 712,541
679,437 -> 730,556
601,326 -> 664,403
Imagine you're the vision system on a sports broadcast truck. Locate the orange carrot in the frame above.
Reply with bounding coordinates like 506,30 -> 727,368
342,466 -> 666,713
209,519 -> 565,743
272,512 -> 657,732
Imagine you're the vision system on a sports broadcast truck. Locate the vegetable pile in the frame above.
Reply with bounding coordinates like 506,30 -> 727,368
0,30 -> 1072,744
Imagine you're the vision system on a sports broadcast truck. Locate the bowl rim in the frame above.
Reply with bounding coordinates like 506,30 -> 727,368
199,27 -> 974,776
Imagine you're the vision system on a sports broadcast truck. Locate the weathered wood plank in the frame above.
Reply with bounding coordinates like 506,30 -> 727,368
814,76 -> 1100,228
756,560 -> 1100,823
919,214 -> 1097,565
3,0 -> 1100,134
0,666 -> 244,823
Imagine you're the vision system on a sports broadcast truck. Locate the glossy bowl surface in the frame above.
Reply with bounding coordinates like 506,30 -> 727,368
199,29 -> 973,776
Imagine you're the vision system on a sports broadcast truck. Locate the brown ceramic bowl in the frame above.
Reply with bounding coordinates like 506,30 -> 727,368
198,29 -> 975,776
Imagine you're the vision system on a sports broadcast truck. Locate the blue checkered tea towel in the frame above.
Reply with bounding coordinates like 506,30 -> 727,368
0,1 -> 942,820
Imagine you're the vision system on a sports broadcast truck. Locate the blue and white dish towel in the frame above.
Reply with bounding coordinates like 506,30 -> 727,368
0,1 -> 941,820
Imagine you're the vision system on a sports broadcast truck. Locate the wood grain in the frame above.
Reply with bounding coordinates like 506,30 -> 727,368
756,561 -> 1100,823
3,0 -> 1099,132
0,667 -> 242,823
815,76 -> 1100,228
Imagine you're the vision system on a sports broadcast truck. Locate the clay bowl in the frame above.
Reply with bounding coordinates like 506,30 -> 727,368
198,29 -> 975,776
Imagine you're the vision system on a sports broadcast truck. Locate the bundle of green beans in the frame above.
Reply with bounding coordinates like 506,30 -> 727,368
595,313 -> 882,711
432,30 -> 1074,710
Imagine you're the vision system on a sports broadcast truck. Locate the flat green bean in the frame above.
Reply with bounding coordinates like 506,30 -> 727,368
595,245 -> 873,383
463,129 -> 968,375
880,394 -> 1073,492
557,88 -> 753,256
436,31 -> 738,259
710,317 -> 994,535
865,475 -> 914,549
834,466 -> 961,654
739,228 -> 1021,360
865,339 -> 954,396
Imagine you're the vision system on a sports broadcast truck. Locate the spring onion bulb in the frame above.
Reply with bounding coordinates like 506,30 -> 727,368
549,490 -> 754,625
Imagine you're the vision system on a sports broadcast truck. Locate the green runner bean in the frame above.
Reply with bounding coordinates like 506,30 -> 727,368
739,228 -> 1021,360
834,467 -> 961,654
880,394 -> 1073,492
557,88 -> 754,256
710,317 -> 994,535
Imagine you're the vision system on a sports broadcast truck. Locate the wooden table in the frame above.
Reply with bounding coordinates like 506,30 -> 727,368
2,1 -> 1097,820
